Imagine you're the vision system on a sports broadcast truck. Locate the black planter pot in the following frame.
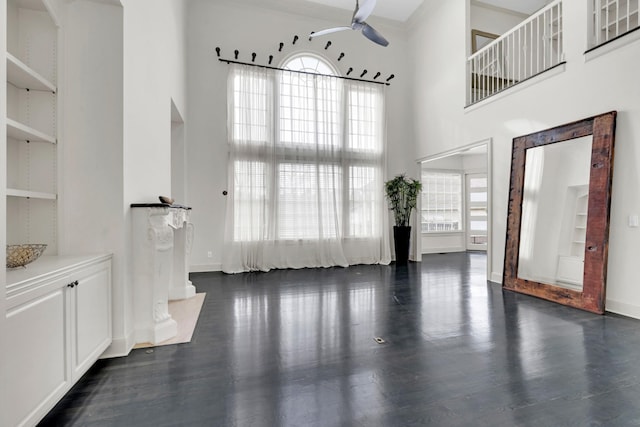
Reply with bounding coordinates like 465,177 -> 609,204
393,225 -> 411,265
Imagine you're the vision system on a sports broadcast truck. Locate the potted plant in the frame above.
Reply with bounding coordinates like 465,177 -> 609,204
384,174 -> 422,265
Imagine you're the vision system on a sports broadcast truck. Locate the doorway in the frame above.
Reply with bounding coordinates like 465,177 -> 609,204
418,139 -> 492,281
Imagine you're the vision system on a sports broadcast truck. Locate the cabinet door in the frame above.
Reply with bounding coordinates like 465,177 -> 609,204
6,287 -> 69,427
72,260 -> 112,381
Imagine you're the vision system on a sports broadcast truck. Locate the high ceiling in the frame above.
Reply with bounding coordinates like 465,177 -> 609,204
229,0 -> 551,24
479,0 -> 550,15
305,0 -> 424,22
304,0 -> 550,22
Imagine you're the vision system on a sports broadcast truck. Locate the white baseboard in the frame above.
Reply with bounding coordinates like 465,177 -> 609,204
422,248 -> 466,254
605,299 -> 640,320
190,263 -> 222,273
490,272 -> 503,284
101,330 -> 134,358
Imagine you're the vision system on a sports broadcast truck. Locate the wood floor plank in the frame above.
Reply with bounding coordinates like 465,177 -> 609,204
38,253 -> 640,426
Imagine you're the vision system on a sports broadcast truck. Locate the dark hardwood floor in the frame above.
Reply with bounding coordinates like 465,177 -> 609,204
39,252 -> 640,426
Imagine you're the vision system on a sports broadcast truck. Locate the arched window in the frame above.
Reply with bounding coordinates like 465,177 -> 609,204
225,54 -> 388,272
282,54 -> 337,76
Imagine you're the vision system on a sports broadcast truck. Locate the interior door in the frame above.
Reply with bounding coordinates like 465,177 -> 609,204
466,173 -> 488,251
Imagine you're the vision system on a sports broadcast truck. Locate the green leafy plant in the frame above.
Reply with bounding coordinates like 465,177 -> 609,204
384,174 -> 423,227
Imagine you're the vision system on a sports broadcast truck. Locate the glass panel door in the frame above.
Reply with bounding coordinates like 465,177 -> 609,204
466,173 -> 487,251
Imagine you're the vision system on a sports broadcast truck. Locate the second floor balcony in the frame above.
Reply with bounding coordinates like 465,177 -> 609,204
467,0 -> 639,106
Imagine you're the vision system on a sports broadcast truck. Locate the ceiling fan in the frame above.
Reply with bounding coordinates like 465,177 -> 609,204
309,0 -> 389,47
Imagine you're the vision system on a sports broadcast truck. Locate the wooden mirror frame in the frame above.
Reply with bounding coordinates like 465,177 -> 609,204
503,111 -> 617,314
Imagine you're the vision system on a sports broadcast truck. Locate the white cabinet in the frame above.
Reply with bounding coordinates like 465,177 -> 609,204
6,0 -> 59,253
6,255 -> 112,427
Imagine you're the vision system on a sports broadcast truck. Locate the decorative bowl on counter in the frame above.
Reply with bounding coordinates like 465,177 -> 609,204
6,244 -> 48,268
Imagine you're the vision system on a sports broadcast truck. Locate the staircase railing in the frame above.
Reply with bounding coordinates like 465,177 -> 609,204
590,0 -> 639,48
467,0 -> 564,105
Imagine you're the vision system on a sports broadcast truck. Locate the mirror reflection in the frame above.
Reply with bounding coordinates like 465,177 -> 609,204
517,136 -> 593,291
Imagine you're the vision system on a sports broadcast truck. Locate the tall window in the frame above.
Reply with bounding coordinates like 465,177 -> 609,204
421,171 -> 463,232
223,55 -> 389,272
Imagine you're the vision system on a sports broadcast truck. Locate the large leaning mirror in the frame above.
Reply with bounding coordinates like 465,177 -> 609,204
503,112 -> 617,314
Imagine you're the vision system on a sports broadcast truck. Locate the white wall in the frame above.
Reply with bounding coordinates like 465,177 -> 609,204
470,2 -> 527,41
60,0 -> 187,356
186,0 -> 414,270
60,0 -> 127,355
410,0 -> 640,318
122,0 -> 186,204
118,0 -> 187,355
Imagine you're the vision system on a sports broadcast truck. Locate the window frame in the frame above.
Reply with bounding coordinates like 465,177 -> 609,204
420,169 -> 465,234
230,55 -> 385,242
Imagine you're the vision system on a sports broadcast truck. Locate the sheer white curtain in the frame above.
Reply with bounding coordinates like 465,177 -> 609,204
222,63 -> 390,273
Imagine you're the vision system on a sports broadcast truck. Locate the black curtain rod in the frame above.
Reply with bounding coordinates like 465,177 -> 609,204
218,58 -> 390,86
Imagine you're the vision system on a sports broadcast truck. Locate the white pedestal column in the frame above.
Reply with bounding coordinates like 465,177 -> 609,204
168,207 -> 196,300
132,206 -> 177,345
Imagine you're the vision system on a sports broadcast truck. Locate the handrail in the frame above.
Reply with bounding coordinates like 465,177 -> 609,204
466,0 -> 564,105
469,0 -> 563,60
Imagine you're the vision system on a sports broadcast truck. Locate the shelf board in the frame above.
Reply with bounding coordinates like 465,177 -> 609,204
6,118 -> 56,144
7,188 -> 57,200
6,52 -> 56,92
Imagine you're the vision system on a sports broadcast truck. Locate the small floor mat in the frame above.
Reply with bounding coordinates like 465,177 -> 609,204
133,293 -> 206,349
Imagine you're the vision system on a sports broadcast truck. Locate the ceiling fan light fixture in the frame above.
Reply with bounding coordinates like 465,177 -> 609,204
309,0 -> 389,47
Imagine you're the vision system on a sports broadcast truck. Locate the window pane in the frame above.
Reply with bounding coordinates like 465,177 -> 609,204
349,166 -> 380,237
470,192 -> 487,203
234,161 -> 267,242
469,177 -> 487,188
348,88 -> 382,154
421,171 -> 463,232
277,163 -> 341,239
470,220 -> 487,231
232,75 -> 269,144
279,71 -> 341,149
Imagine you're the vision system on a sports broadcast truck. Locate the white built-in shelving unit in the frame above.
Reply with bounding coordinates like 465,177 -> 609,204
6,0 -> 59,254
5,1 -> 113,425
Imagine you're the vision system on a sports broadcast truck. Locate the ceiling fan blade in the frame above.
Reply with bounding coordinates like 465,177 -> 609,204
310,27 -> 353,38
361,22 -> 389,47
353,0 -> 377,23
